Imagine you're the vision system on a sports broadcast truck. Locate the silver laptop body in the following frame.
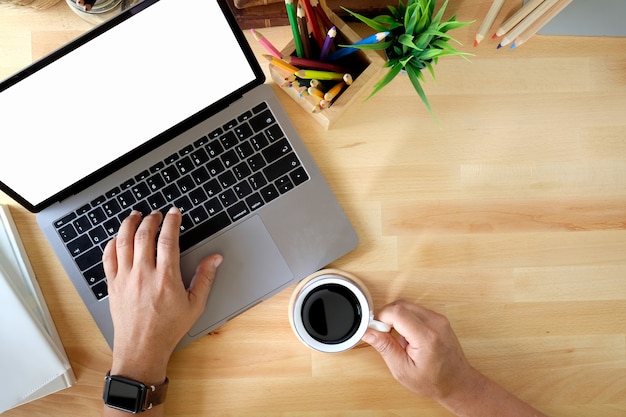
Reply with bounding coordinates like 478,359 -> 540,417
0,0 -> 358,349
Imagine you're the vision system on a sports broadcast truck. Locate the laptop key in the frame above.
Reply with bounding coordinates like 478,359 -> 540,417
76,246 -> 103,271
104,217 -> 121,236
67,234 -> 92,257
234,123 -> 253,140
91,280 -> 108,300
260,183 -> 279,202
227,201 -> 250,222
131,182 -> 150,200
176,156 -> 194,174
58,224 -> 78,242
174,195 -> 193,214
73,215 -> 91,234
263,152 -> 301,182
246,192 -> 264,211
190,206 -> 209,225
179,211 -> 231,252
252,102 -> 268,114
116,190 -> 136,209
262,138 -> 292,162
275,175 -> 294,194
220,131 -> 238,149
161,166 -> 181,183
103,199 -> 122,216
163,183 -> 182,202
265,124 -> 284,142
205,197 -> 223,216
132,200 -> 151,216
148,192 -> 166,211
203,178 -> 222,197
290,167 -> 309,186
89,225 -> 108,245
55,212 -> 77,229
84,263 -> 105,285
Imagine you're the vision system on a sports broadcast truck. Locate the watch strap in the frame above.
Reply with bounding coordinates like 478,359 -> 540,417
142,376 -> 169,410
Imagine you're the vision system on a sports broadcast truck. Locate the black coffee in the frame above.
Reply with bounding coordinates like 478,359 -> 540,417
301,284 -> 362,344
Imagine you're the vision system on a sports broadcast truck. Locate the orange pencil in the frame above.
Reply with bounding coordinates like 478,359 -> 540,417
261,54 -> 300,74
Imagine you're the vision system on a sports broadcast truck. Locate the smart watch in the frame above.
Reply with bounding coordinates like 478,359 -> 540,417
103,372 -> 169,414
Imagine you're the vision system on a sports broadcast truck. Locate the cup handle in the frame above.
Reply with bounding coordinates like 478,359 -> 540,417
368,318 -> 392,333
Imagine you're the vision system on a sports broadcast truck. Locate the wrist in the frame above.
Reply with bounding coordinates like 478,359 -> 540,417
110,352 -> 170,386
433,366 -> 488,412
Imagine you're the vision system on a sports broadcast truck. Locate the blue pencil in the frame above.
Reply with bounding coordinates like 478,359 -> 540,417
327,31 -> 389,61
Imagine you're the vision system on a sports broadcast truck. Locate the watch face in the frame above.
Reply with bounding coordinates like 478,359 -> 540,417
105,377 -> 144,413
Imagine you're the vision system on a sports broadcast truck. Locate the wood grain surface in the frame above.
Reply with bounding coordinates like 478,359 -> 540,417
1,1 -> 625,416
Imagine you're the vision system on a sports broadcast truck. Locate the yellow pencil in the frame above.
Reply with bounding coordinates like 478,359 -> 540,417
511,0 -> 573,49
475,0 -> 506,46
262,54 -> 300,74
323,74 -> 353,101
493,0 -> 545,39
498,0 -> 560,48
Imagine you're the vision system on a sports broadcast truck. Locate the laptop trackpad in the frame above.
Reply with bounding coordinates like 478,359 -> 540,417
180,215 -> 293,337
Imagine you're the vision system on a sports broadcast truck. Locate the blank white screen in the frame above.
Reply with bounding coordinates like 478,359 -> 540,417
0,0 -> 256,207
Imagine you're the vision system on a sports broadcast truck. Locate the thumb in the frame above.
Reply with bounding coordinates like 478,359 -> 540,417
362,328 -> 408,371
188,254 -> 223,312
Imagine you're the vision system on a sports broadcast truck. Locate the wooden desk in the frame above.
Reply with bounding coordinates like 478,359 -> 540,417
2,1 -> 626,416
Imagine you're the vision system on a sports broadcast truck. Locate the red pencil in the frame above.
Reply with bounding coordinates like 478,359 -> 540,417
287,56 -> 349,73
301,0 -> 324,48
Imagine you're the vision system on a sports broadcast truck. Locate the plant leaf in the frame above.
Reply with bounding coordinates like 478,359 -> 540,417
338,40 -> 393,51
340,7 -> 389,32
415,0 -> 432,34
431,0 -> 449,27
365,62 -> 404,100
404,3 -> 419,35
439,19 -> 474,33
398,33 -> 419,50
405,64 -> 437,120
425,60 -> 436,83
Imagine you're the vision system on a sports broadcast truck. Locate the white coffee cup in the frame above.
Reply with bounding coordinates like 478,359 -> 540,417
288,269 -> 391,353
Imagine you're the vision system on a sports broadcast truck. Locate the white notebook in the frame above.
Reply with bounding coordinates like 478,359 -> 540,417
0,205 -> 75,413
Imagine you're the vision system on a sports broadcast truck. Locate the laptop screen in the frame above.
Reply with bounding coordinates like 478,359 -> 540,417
0,0 -> 259,211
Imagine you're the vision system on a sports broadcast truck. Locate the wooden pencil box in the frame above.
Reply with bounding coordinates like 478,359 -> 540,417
268,0 -> 385,129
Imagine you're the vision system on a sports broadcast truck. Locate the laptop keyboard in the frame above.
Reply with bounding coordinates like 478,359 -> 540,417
52,102 -> 309,301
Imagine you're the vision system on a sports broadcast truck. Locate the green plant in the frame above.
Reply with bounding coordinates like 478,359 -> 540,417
342,0 -> 473,115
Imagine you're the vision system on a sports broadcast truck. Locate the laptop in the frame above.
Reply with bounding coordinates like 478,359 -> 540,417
0,0 -> 358,349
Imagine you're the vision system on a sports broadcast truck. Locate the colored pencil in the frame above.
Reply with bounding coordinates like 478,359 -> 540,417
296,1 -> 313,58
493,0 -> 544,39
285,0 -> 304,58
328,31 -> 389,61
295,69 -> 345,80
310,0 -> 334,31
510,0 -> 573,49
308,86 -> 325,98
474,0 -> 506,46
287,56 -> 350,73
302,0 -> 324,48
323,75 -> 353,101
251,29 -> 283,59
319,26 -> 336,61
498,0 -> 560,48
262,54 -> 300,74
